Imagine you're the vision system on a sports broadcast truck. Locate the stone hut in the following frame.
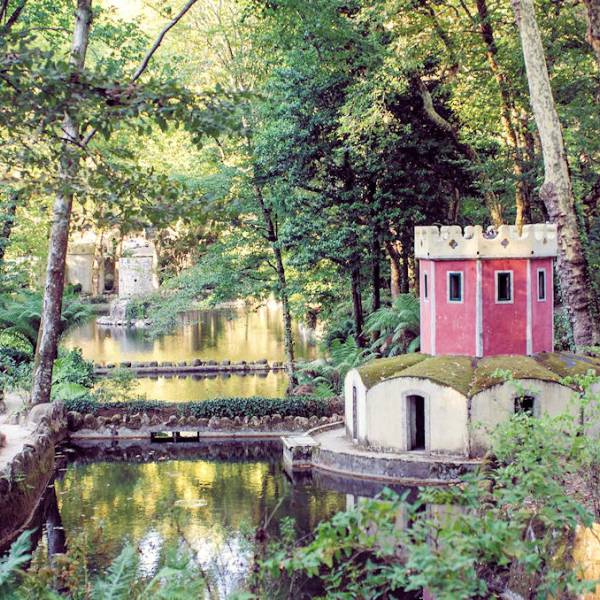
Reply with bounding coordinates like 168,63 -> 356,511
118,237 -> 159,299
344,224 -> 600,458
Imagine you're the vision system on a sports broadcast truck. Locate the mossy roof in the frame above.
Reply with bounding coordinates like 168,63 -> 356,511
355,352 -> 599,398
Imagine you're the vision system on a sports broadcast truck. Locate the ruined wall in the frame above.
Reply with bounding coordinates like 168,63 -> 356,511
118,239 -> 159,298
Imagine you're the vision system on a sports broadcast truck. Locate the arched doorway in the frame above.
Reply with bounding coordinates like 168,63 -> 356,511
406,395 -> 426,450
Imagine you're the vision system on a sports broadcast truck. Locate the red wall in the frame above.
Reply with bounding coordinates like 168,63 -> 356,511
482,259 -> 528,355
531,257 -> 554,353
419,260 -> 433,354
434,260 -> 477,356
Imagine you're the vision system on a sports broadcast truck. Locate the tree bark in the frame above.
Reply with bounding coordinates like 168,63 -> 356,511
253,182 -> 297,386
476,0 -> 532,228
0,190 -> 18,267
583,0 -> 600,99
370,227 -> 381,313
350,261 -> 365,347
386,240 -> 402,300
512,0 -> 599,347
31,0 -> 92,405
91,230 -> 104,296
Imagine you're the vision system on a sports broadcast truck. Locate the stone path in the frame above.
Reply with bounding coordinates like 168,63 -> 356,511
0,392 -> 34,470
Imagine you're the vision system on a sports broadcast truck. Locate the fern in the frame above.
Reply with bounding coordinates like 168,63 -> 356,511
92,544 -> 138,600
0,530 -> 32,595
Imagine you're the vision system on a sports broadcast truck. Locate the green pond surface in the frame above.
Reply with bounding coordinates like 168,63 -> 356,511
62,305 -> 318,401
36,443 -> 349,598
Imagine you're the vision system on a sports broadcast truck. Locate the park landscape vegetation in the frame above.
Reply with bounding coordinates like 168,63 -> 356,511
0,0 -> 600,597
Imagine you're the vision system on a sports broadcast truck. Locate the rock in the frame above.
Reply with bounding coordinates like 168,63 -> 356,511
208,417 -> 221,429
148,361 -> 158,368
150,414 -> 162,426
272,361 -> 282,367
197,418 -> 209,428
270,413 -> 282,425
206,360 -> 217,366
177,417 -> 187,427
27,403 -> 55,426
120,361 -> 132,368
283,416 -> 294,428
167,415 -> 178,427
128,413 -> 142,430
257,358 -> 268,365
233,416 -> 243,427
192,359 -> 203,366
161,362 -> 173,367
83,414 -> 97,429
186,416 -> 197,426
331,413 -> 340,422
178,361 -> 187,368
141,413 -> 151,426
294,416 -> 309,429
0,476 -> 10,494
221,360 -> 231,366
308,416 -> 319,428
106,363 -> 115,369
97,416 -> 108,429
67,411 -> 83,431
132,362 -> 143,368
0,431 -> 6,448
319,416 -> 329,425
111,414 -> 122,426
249,416 -> 262,429
220,416 -> 233,428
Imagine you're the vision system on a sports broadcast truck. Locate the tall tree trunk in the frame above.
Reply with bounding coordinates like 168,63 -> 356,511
370,227 -> 381,313
350,261 -> 364,347
386,240 -> 402,300
583,0 -> 600,99
0,190 -> 18,267
512,0 -> 599,347
91,230 -> 104,296
31,0 -> 92,405
476,0 -> 532,227
253,182 -> 297,387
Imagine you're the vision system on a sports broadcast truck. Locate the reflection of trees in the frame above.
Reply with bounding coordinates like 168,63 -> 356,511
55,457 -> 345,580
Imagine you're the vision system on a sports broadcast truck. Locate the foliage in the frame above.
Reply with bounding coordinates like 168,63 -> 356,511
63,395 -> 333,419
257,378 -> 600,599
92,367 -> 142,404
51,348 -> 96,402
365,294 -> 421,356
2,531 -> 205,599
0,291 -> 91,349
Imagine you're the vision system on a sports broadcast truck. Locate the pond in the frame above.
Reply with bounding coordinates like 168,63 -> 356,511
62,305 -> 319,401
31,442 -> 390,599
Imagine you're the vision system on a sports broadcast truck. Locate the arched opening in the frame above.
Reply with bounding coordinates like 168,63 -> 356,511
407,395 -> 426,450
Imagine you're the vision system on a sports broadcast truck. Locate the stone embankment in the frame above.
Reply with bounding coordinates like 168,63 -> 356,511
0,403 -> 68,550
93,359 -> 287,376
66,408 -> 343,439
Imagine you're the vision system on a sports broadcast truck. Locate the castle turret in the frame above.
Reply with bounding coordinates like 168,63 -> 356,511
414,224 -> 557,357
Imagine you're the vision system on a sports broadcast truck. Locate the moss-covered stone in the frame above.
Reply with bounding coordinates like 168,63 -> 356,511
400,355 -> 474,396
535,352 -> 600,380
470,355 -> 561,396
357,353 -> 428,389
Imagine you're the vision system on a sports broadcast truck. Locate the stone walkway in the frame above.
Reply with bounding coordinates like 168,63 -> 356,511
0,392 -> 34,470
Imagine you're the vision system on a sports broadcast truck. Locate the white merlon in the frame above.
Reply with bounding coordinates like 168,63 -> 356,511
414,224 -> 558,260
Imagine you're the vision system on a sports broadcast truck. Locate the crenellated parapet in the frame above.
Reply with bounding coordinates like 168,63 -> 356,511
414,224 -> 558,259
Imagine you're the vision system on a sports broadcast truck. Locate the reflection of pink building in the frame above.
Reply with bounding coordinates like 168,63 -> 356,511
415,224 -> 557,357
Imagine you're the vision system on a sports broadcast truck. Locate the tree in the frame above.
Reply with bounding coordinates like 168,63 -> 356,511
512,0 -> 599,348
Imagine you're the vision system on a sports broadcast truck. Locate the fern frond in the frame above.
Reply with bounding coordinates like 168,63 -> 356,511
92,544 -> 138,600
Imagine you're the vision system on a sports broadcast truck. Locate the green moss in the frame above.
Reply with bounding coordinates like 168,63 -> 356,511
399,355 -> 474,396
470,355 -> 561,396
357,353 -> 428,389
535,352 -> 600,380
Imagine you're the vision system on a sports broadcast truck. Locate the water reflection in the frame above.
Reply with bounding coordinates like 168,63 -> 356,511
46,443 -> 344,598
63,305 -> 318,364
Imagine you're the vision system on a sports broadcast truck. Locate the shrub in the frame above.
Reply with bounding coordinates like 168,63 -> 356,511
63,395 -> 333,419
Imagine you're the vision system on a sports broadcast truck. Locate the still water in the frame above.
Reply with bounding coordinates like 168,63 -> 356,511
62,305 -> 318,401
36,442 -> 348,598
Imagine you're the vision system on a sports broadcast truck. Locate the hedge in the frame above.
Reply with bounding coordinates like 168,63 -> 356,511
63,395 -> 334,419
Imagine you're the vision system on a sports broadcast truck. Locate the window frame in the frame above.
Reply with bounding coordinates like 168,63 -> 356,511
537,268 -> 547,302
447,271 -> 464,304
494,270 -> 514,304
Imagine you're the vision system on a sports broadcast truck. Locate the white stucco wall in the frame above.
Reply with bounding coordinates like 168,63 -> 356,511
344,369 -> 368,443
65,244 -> 96,294
469,379 -> 576,456
364,377 -> 469,455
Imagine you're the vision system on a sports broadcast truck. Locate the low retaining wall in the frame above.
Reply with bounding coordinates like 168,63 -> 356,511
94,359 -> 287,376
66,409 -> 344,439
0,403 -> 67,551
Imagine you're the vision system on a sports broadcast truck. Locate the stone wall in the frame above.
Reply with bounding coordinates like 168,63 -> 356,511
0,403 -> 67,550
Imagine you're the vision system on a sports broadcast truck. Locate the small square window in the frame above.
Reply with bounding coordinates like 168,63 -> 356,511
496,271 -> 512,303
515,395 -> 535,416
448,272 -> 463,303
423,273 -> 428,299
538,269 -> 546,301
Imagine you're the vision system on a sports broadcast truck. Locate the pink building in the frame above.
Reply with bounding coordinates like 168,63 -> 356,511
415,224 -> 558,357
